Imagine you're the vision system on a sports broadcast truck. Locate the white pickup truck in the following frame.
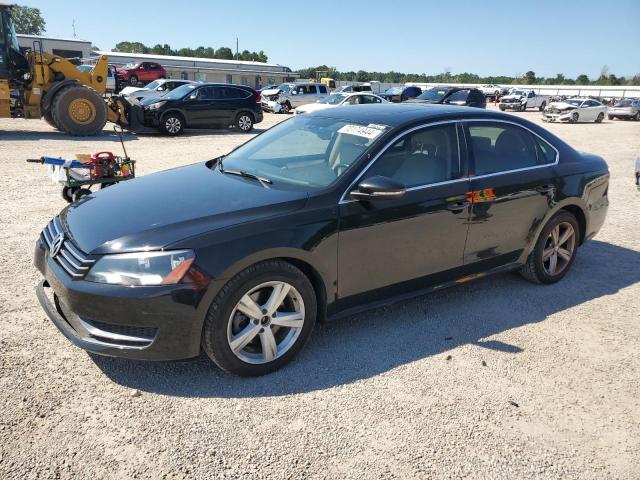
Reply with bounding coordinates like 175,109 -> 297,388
499,89 -> 548,112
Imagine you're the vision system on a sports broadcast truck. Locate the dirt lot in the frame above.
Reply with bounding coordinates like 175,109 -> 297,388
1,108 -> 639,480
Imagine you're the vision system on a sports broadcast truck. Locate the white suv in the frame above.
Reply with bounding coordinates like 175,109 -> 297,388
262,83 -> 330,114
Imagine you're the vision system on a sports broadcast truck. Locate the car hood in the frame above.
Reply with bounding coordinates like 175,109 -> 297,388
61,162 -> 309,255
296,103 -> 331,113
261,88 -> 281,96
502,94 -> 524,100
115,68 -> 128,74
548,102 -> 577,110
120,86 -> 146,95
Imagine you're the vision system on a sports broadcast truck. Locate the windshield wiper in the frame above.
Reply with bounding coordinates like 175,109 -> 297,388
221,168 -> 272,187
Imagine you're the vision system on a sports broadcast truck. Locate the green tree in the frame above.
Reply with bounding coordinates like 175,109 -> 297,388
214,47 -> 233,60
12,5 -> 46,35
523,70 -> 536,84
575,74 -> 590,85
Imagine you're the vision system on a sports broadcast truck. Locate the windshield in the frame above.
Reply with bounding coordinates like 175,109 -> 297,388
162,83 -> 197,100
277,83 -> 293,93
221,116 -> 389,189
146,80 -> 161,90
4,11 -> 20,51
384,87 -> 402,94
77,65 -> 92,72
416,88 -> 448,101
320,94 -> 348,105
122,62 -> 138,69
564,99 -> 583,106
511,90 -> 526,96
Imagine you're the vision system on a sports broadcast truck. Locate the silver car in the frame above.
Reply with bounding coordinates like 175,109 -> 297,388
120,79 -> 195,101
608,99 -> 640,121
262,82 -> 330,114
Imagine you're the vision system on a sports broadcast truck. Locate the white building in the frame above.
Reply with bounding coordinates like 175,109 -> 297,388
17,34 -> 93,59
93,50 -> 297,89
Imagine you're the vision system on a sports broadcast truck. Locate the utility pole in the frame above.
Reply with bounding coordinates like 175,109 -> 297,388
72,19 -> 77,38
236,38 -> 239,60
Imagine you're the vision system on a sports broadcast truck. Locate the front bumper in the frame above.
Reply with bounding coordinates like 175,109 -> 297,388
34,238 -> 207,360
499,102 -> 525,110
261,100 -> 282,113
542,111 -> 573,122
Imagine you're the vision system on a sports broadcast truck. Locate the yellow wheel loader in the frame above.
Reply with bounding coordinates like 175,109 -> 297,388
0,3 -> 129,135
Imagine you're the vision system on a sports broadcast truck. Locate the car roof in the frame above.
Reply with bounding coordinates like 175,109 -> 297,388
309,103 -> 514,127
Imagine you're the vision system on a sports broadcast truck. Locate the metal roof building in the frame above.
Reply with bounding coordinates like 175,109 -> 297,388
93,51 -> 297,89
17,34 -> 93,59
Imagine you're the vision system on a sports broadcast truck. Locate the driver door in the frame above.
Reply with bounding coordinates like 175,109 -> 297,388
337,122 -> 471,309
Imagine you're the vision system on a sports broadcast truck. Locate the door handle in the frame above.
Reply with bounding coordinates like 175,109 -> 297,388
447,201 -> 470,213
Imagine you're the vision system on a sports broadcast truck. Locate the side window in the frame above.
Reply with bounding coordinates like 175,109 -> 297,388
365,124 -> 460,188
219,87 -> 250,99
306,85 -> 318,94
446,90 -> 470,104
196,87 -> 215,100
318,85 -> 328,94
467,123 -> 539,175
534,136 -> 557,164
295,85 -> 305,94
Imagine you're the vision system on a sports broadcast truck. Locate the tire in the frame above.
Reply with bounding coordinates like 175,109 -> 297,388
71,188 -> 92,202
520,103 -> 527,112
51,85 -> 107,136
61,186 -> 77,203
520,211 -> 580,284
43,112 -> 59,130
570,112 -> 579,123
235,112 -> 254,132
160,112 -> 184,135
635,112 -> 640,121
608,115 -> 615,120
595,112 -> 604,123
280,102 -> 291,114
202,260 -> 317,377
499,106 -> 505,111
539,101 -> 546,111
129,75 -> 138,86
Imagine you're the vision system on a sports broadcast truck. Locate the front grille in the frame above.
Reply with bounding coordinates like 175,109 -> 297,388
502,98 -> 518,103
41,217 -> 95,279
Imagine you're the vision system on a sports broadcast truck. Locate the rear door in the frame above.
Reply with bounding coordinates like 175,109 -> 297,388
213,86 -> 251,124
462,120 -> 558,268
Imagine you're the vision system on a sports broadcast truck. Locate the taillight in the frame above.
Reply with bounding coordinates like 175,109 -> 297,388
255,92 -> 261,103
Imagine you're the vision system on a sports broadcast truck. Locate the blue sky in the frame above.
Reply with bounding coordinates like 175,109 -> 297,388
19,0 -> 640,79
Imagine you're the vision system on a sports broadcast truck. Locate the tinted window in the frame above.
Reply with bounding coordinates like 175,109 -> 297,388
196,87 -> 216,100
467,123 -> 539,175
534,136 -> 557,164
366,124 -> 460,187
446,90 -> 470,104
318,85 -> 328,94
217,87 -> 250,99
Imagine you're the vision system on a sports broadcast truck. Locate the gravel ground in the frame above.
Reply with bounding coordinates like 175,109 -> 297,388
0,108 -> 639,480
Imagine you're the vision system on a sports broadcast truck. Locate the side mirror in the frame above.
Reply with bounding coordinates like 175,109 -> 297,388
157,87 -> 164,91
349,176 -> 406,200
291,90 -> 298,95
189,94 -> 197,101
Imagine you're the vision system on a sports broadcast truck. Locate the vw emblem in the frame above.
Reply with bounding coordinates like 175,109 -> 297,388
50,232 -> 65,258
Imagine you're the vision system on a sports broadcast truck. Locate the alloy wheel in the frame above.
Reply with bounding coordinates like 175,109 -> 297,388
227,281 -> 305,364
238,115 -> 252,131
165,117 -> 181,134
542,222 -> 576,276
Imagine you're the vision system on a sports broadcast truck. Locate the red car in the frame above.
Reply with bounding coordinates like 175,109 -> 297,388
116,61 -> 167,86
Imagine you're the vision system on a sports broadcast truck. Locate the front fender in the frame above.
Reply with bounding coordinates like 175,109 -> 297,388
40,79 -> 79,115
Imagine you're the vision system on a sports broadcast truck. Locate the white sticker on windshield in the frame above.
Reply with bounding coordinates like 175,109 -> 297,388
338,124 -> 384,139
367,123 -> 389,131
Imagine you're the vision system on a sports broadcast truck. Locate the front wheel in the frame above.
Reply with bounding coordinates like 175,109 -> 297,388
129,75 -> 138,86
160,113 -> 184,135
520,211 -> 579,284
202,260 -> 317,376
608,115 -> 615,120
279,102 -> 291,114
595,112 -> 604,123
570,112 -> 579,123
539,102 -> 546,111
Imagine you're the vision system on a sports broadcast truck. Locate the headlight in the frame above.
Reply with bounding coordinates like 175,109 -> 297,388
147,101 -> 167,110
85,250 -> 201,286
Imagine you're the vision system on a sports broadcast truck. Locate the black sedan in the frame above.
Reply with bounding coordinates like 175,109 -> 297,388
378,85 -> 422,102
35,104 -> 609,376
133,83 -> 263,135
406,86 -> 487,108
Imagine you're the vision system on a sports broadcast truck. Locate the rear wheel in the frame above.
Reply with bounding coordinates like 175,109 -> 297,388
202,260 -> 317,376
51,85 -> 107,136
160,113 -> 184,135
235,112 -> 254,132
595,112 -> 604,123
520,211 -> 579,284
